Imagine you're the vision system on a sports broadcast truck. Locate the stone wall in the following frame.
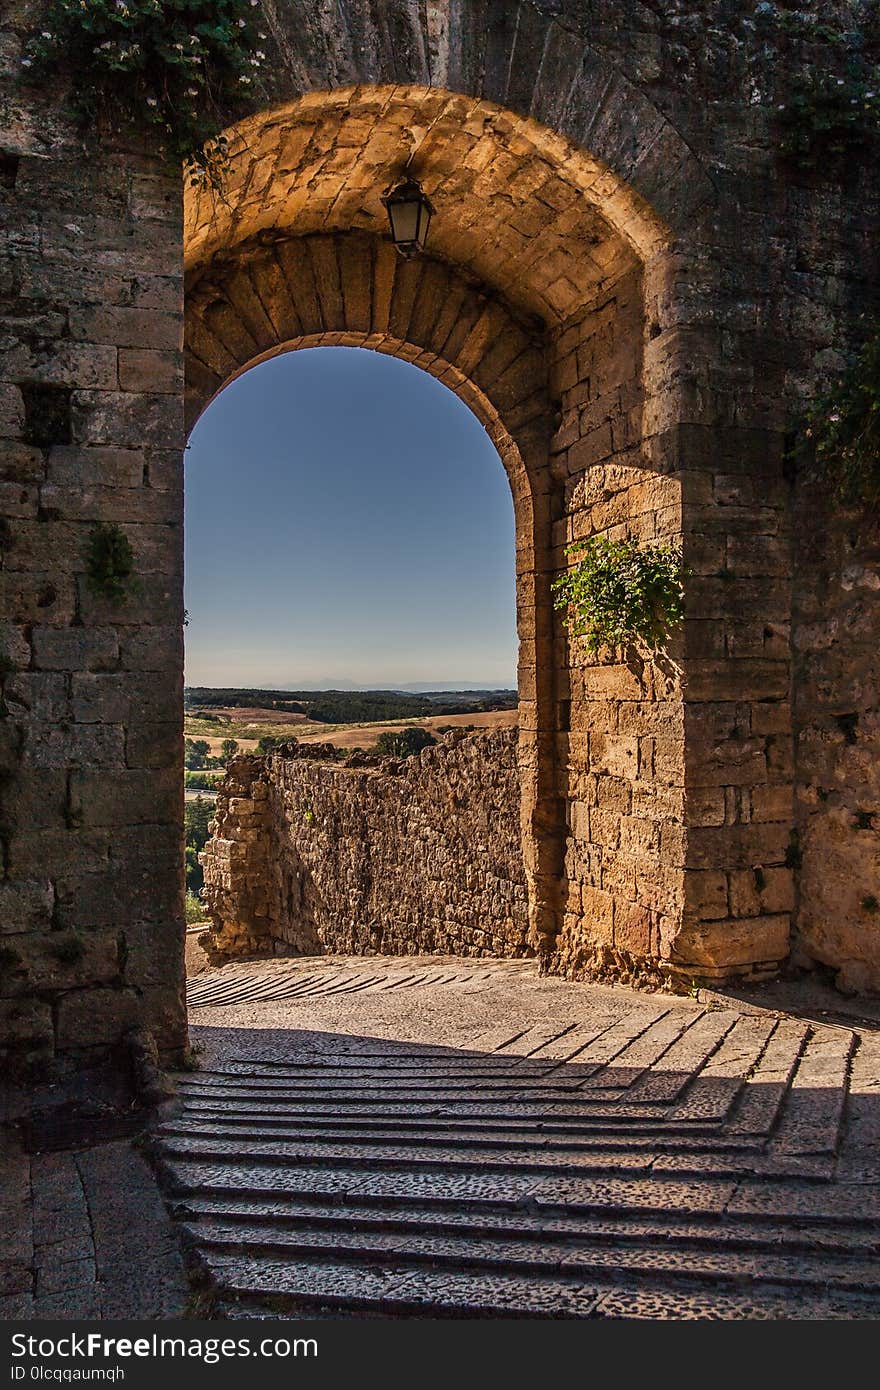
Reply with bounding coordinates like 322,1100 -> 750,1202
0,1 -> 187,1074
201,730 -> 528,961
3,0 -> 880,1070
791,484 -> 880,993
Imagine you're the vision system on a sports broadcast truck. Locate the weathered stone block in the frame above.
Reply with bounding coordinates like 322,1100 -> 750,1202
69,770 -> 179,827
667,915 -> 790,968
31,627 -> 119,673
0,880 -> 54,936
55,989 -> 142,1050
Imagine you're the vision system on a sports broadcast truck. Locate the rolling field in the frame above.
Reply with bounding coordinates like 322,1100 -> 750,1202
184,705 -> 518,758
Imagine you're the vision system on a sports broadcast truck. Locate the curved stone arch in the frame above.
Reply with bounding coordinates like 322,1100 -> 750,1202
241,1 -> 716,235
184,84 -> 667,305
186,230 -> 560,950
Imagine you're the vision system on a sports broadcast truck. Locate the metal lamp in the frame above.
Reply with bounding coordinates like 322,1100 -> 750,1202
382,178 -> 434,258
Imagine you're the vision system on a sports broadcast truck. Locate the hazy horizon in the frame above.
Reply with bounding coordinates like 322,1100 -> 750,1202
184,679 -> 518,693
184,348 -> 518,689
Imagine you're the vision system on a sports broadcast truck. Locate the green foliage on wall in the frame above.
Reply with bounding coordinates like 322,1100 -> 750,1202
23,0 -> 266,181
802,329 -> 880,506
84,523 -> 140,602
757,5 -> 880,170
552,538 -> 686,658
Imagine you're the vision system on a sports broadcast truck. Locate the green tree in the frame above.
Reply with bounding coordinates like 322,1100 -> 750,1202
184,796 -> 213,855
184,737 -> 211,769
375,728 -> 436,758
256,735 -> 281,755
184,795 -> 213,902
220,738 -> 240,761
185,845 -> 203,896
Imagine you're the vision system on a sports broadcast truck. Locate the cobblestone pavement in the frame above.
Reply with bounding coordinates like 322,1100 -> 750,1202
0,1135 -> 188,1320
152,956 -> 880,1319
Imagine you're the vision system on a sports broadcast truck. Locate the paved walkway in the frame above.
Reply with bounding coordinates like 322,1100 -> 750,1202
150,956 -> 880,1319
0,1135 -> 188,1319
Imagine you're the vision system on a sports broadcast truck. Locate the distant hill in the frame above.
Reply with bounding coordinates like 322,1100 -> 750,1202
184,687 -> 518,725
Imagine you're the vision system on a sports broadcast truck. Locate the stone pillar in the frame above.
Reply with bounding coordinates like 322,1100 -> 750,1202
0,47 -> 187,1070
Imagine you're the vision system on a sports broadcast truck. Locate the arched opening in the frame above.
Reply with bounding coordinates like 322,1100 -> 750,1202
185,347 -> 518,693
182,85 -> 674,981
184,345 -> 526,962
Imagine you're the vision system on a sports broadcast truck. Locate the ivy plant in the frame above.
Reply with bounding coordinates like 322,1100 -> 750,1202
802,329 -> 880,506
777,69 -> 880,169
23,0 -> 267,183
552,537 -> 686,658
84,523 -> 141,602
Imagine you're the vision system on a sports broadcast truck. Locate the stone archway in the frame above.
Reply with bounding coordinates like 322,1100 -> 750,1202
181,84 -> 673,973
1,20 -> 809,1070
186,231 -> 556,955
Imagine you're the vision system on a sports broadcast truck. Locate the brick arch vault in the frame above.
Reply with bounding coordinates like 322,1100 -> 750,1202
1,8 -> 807,1071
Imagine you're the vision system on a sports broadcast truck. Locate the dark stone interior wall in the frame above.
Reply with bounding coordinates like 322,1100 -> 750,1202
1,3 -> 187,1071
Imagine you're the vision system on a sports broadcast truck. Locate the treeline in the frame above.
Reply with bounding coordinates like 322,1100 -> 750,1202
185,688 -> 309,714
185,687 -> 517,724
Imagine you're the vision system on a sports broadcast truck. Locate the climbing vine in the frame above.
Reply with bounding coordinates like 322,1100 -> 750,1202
757,4 -> 880,169
551,538 -> 686,658
84,523 -> 141,602
802,329 -> 880,506
22,0 -> 267,183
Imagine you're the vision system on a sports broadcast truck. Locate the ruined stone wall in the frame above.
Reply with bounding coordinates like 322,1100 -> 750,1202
201,730 -> 528,961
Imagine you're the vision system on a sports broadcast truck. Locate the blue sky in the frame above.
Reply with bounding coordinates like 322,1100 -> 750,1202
184,347 -> 518,690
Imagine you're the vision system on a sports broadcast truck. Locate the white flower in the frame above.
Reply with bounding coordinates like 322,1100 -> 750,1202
146,96 -> 158,106
186,87 -> 198,97
21,57 -> 32,66
41,31 -> 52,39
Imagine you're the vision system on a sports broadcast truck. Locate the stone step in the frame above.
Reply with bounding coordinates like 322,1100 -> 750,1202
156,1156 -> 739,1214
157,1154 -> 870,1225
192,1250 -> 879,1319
179,1192 -> 880,1254
187,967 -> 500,1010
172,1091 -> 693,1122
175,1075 -> 609,1095
669,1017 -> 779,1123
621,1010 -> 740,1104
725,1020 -> 810,1135
161,1116 -> 765,1154
155,1132 -> 660,1176
156,1126 -> 838,1178
183,1218 -> 880,1293
172,1102 -> 728,1136
769,1029 -> 856,1156
175,1078 -> 699,1112
567,1011 -> 701,1090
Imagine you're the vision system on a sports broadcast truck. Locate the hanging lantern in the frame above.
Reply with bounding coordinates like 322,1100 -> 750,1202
382,177 -> 434,258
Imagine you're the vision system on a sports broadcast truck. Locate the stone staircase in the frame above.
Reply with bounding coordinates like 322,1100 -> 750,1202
152,977 -> 880,1319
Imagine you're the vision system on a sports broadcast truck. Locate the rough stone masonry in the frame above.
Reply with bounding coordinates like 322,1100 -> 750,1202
1,0 -> 879,1072
201,730 -> 529,963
